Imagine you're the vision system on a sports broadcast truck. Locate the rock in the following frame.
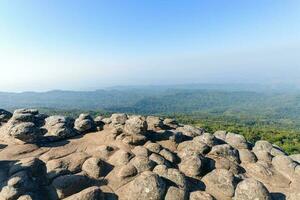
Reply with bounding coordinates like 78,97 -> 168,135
238,149 -> 257,163
202,169 -> 237,200
7,122 -> 42,143
190,191 -> 214,200
108,149 -> 132,166
149,153 -> 166,165
176,125 -> 203,137
146,116 -> 164,131
9,157 -> 47,182
177,141 -> 209,158
194,133 -> 217,147
0,185 -> 19,200
117,164 -> 138,179
43,116 -> 76,140
63,186 -> 103,200
234,178 -> 271,200
74,113 -> 96,133
132,146 -> 149,157
17,195 -> 33,200
130,156 -> 156,173
116,171 -> 166,200
253,140 -> 273,153
159,149 -> 176,163
153,166 -> 186,189
163,118 -> 179,129
165,186 -> 186,200
289,154 -> 300,163
52,174 -> 92,199
46,152 -> 89,180
179,155 -> 202,176
272,155 -> 297,180
144,142 -> 162,153
101,117 -> 111,124
124,115 -> 147,135
110,113 -> 127,125
82,157 -> 104,179
0,109 -> 12,123
119,133 -> 147,145
214,130 -> 227,141
208,144 -> 240,163
254,151 -> 273,163
287,192 -> 300,200
225,132 -> 248,149
210,157 -> 243,175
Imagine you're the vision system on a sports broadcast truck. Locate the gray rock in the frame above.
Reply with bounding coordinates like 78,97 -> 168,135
144,142 -> 162,153
202,169 -> 237,200
124,115 -> 147,135
146,116 -> 164,131
7,122 -> 42,143
74,113 -> 95,133
117,164 -> 138,179
63,186 -> 103,200
110,113 -> 128,125
82,157 -> 104,179
116,171 -> 166,200
165,186 -> 186,200
234,178 -> 271,200
176,125 -> 203,137
179,155 -> 202,176
52,174 -> 92,199
208,144 -> 240,163
239,149 -> 257,163
43,116 -> 76,140
163,118 -> 179,129
130,156 -> 156,173
190,191 -> 214,200
0,109 -> 12,123
225,132 -> 248,149
214,130 -> 227,141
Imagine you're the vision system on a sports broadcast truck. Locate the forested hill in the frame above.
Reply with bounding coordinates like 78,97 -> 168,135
1,87 -> 300,121
1,85 -> 300,153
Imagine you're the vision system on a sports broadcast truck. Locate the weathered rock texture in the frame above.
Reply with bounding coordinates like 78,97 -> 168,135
0,108 -> 299,200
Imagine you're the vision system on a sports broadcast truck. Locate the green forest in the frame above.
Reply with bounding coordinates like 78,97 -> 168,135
1,86 -> 300,154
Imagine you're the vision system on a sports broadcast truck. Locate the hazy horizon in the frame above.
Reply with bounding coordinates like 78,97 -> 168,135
1,0 -> 300,92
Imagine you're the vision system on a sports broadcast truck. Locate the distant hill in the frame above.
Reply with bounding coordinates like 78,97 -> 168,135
1,84 -> 300,122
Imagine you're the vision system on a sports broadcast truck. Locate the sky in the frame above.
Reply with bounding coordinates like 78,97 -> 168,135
0,0 -> 300,92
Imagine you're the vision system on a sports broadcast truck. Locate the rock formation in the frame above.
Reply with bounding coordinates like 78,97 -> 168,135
0,108 -> 299,200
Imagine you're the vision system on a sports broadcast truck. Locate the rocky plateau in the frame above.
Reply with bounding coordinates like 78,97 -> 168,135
0,108 -> 299,200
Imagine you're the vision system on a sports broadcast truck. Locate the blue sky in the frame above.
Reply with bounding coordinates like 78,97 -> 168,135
0,0 -> 299,91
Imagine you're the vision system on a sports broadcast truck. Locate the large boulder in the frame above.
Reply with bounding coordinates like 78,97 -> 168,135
202,169 -> 237,200
1,109 -> 44,143
124,115 -> 147,135
179,155 -> 202,176
74,113 -> 96,133
116,171 -> 166,200
43,116 -> 76,140
234,178 -> 271,200
7,122 -> 42,143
